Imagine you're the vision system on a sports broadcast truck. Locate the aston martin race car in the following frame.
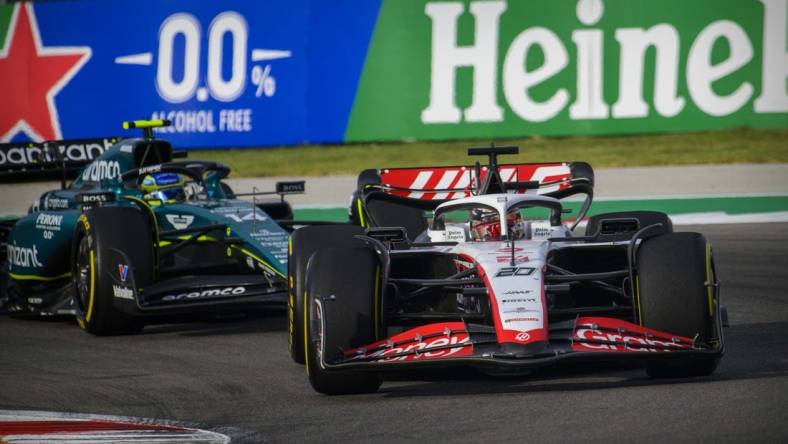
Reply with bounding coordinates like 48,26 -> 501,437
1,119 -> 303,335
289,146 -> 724,394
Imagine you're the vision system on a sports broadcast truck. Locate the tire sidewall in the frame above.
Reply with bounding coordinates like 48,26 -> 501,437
288,225 -> 366,364
72,208 -> 151,335
73,213 -> 98,332
637,232 -> 719,377
304,247 -> 382,395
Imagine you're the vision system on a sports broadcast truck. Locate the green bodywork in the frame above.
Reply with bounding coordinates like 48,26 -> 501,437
6,138 -> 289,283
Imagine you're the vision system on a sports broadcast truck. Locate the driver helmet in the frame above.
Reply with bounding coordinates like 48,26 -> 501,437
141,172 -> 185,203
470,208 -> 526,241
470,208 -> 501,241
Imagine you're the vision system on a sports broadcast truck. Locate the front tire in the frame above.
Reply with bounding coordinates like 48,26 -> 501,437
288,225 -> 364,364
73,208 -> 152,335
637,232 -> 720,377
305,247 -> 382,395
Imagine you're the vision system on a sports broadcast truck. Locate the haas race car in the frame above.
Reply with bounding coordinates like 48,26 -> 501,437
1,119 -> 305,335
289,146 -> 724,394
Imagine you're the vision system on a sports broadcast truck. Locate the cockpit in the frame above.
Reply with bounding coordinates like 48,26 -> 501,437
139,171 -> 208,205
427,195 -> 569,243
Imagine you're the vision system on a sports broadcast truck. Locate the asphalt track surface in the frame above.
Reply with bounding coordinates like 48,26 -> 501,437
1,223 -> 786,443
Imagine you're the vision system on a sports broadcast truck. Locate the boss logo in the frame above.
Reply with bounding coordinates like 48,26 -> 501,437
77,192 -> 115,204
276,181 -> 305,193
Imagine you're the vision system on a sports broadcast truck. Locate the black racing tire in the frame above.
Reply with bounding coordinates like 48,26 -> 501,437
586,211 -> 672,240
72,207 -> 152,335
305,247 -> 382,395
257,201 -> 294,221
288,225 -> 365,364
637,232 -> 719,377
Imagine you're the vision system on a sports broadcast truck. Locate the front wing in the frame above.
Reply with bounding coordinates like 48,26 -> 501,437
319,317 -> 724,373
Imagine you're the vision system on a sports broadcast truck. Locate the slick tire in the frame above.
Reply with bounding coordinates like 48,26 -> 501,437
637,232 -> 719,378
72,207 -> 152,335
305,247 -> 382,395
256,201 -> 294,221
586,211 -> 672,240
288,225 -> 365,364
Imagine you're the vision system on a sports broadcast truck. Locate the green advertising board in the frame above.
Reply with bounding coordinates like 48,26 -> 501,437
346,0 -> 788,142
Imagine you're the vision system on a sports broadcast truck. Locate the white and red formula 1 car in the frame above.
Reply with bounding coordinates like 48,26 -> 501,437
288,146 -> 724,394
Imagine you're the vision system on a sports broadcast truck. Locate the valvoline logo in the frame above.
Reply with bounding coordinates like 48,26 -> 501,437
118,264 -> 129,282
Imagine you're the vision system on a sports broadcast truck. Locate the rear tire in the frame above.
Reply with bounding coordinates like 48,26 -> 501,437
288,225 -> 365,364
257,201 -> 294,221
305,247 -> 382,395
637,232 -> 719,377
72,208 -> 152,335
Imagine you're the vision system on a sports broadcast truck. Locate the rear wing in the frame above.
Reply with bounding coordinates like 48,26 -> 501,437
0,137 -> 119,182
0,120 -> 189,183
355,155 -> 595,235
374,162 -> 593,200
371,162 -> 593,200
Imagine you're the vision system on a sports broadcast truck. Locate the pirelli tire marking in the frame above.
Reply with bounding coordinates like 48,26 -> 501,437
75,215 -> 96,330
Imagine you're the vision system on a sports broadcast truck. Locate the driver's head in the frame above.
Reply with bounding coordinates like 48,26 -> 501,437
470,209 -> 526,241
141,172 -> 185,204
470,208 -> 501,241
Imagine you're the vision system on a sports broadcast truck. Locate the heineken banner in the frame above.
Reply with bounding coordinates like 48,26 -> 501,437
1,0 -> 786,149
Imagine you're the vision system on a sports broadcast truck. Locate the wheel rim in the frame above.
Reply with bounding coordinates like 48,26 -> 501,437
74,235 -> 91,316
310,298 -> 325,366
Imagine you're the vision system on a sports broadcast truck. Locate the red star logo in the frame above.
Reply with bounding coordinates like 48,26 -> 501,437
0,3 -> 91,142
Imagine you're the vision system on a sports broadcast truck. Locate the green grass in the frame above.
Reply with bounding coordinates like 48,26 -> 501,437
194,127 -> 788,177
